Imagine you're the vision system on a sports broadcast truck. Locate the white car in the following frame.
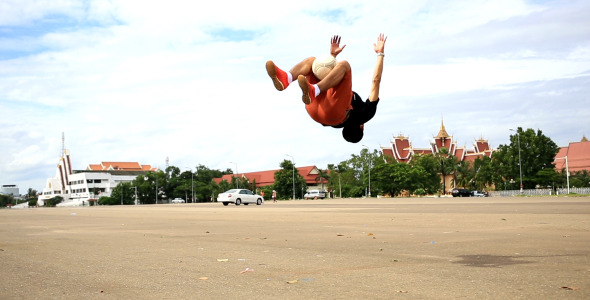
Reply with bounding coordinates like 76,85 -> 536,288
171,198 -> 185,203
217,189 -> 264,206
471,191 -> 487,197
304,190 -> 326,199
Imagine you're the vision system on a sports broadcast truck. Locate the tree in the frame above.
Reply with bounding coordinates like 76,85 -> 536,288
434,147 -> 457,194
98,196 -> 115,205
315,169 -> 330,191
494,127 -> 560,189
470,156 -> 496,191
409,153 -> 441,195
45,196 -> 63,207
535,168 -> 561,189
372,162 -> 413,197
454,160 -> 473,188
110,182 -> 135,205
132,170 -> 168,204
27,188 -> 38,199
273,159 -> 305,200
0,194 -> 14,207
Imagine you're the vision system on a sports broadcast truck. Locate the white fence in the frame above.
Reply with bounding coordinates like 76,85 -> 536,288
489,187 -> 590,197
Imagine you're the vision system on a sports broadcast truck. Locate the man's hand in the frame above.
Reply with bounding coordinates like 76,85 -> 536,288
374,33 -> 387,54
330,35 -> 346,57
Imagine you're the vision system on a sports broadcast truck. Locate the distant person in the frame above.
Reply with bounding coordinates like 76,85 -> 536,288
265,33 -> 387,143
272,190 -> 277,203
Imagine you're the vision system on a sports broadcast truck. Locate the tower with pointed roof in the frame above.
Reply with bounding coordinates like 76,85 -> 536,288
380,120 -> 495,194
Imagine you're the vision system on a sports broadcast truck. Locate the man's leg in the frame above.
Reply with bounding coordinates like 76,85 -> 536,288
317,60 -> 350,92
298,60 -> 351,105
289,57 -> 315,78
266,57 -> 315,91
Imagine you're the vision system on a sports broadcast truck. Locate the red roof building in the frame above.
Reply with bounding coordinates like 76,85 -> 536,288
213,166 -> 326,188
554,137 -> 590,173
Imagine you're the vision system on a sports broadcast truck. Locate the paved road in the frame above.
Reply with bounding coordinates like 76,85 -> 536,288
1,197 -> 589,299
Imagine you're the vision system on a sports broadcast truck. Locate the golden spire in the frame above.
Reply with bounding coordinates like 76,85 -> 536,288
582,135 -> 588,142
436,119 -> 450,139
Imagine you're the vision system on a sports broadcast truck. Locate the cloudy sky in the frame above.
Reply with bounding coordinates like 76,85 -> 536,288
1,0 -> 589,192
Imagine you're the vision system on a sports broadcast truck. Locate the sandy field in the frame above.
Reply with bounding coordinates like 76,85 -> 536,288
1,197 -> 589,300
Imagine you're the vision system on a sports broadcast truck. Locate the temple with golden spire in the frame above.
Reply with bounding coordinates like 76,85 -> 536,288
380,120 -> 495,193
381,120 -> 494,165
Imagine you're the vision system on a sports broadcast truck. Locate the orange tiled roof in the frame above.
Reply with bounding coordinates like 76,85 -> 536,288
554,140 -> 590,172
86,162 -> 157,172
213,166 -> 323,187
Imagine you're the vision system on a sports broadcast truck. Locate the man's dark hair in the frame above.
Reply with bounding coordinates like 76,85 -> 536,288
342,124 -> 363,143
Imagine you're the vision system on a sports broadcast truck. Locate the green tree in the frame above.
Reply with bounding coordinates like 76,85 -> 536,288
372,162 -> 413,197
27,188 -> 38,199
0,194 -> 14,207
434,147 -> 457,194
110,182 -> 135,205
535,168 -> 561,189
409,153 -> 441,195
132,170 -> 167,204
571,170 -> 590,187
315,169 -> 330,191
98,196 -> 115,205
273,160 -> 305,200
470,156 -> 496,190
454,160 -> 473,188
45,196 -> 63,207
495,127 -> 560,189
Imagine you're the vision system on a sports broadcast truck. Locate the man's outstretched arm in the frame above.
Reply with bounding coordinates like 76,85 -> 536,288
330,35 -> 346,57
369,33 -> 387,102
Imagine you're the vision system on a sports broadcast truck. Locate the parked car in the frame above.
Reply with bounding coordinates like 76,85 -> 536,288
217,189 -> 264,206
171,198 -> 185,203
472,190 -> 487,197
451,188 -> 471,197
304,190 -> 326,199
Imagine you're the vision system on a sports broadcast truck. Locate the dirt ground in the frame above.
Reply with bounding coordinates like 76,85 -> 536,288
1,197 -> 589,299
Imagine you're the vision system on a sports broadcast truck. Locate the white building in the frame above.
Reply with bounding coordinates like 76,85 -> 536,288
38,150 -> 157,206
1,184 -> 19,196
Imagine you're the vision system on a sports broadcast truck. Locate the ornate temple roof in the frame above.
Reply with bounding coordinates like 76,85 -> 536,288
381,121 -> 494,164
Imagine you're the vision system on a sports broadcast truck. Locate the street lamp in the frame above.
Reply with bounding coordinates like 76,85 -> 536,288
362,145 -> 371,197
337,165 -> 342,198
286,154 -> 295,200
555,156 -> 570,194
509,129 -> 523,194
229,162 -> 238,188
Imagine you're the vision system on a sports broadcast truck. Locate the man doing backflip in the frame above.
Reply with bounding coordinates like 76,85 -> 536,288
265,33 -> 387,143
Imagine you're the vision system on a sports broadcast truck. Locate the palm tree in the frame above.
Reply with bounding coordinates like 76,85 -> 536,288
434,147 -> 458,195
315,169 -> 330,191
455,161 -> 473,188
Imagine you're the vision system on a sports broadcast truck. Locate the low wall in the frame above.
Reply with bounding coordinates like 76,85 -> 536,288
488,187 -> 590,197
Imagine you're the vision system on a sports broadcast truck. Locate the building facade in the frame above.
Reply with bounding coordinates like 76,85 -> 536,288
38,150 -> 157,206
554,136 -> 590,173
1,184 -> 19,196
214,166 -> 327,191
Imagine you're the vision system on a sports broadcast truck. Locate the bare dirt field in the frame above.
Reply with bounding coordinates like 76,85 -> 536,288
1,197 -> 589,299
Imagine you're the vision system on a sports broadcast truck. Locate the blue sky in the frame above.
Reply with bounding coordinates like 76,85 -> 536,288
1,0 -> 589,192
